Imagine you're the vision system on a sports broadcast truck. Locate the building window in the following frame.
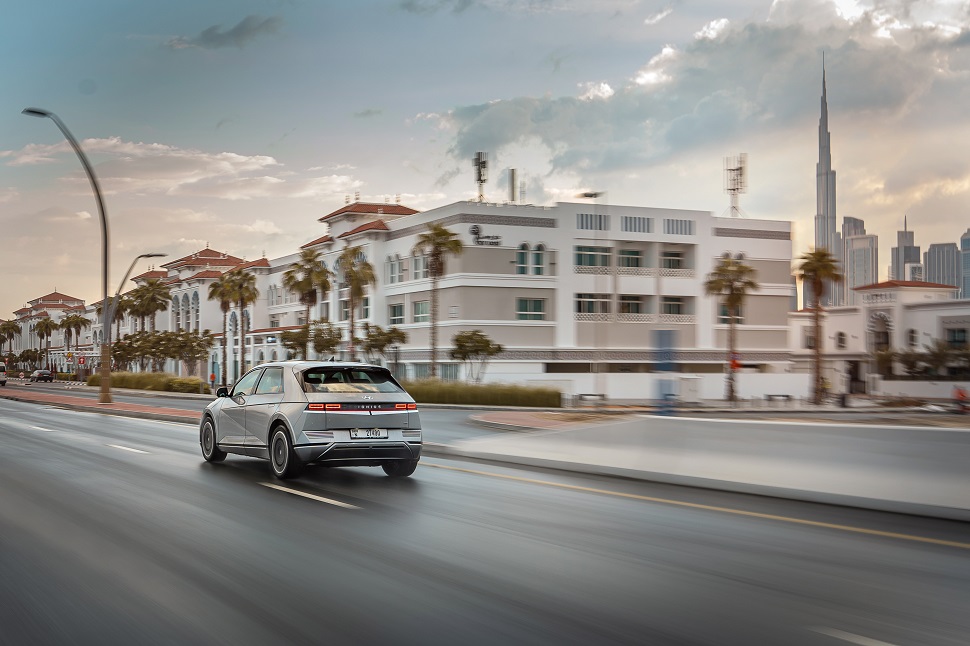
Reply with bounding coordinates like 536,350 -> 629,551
946,328 -> 968,347
660,250 -> 683,269
574,246 -> 611,267
532,244 -> 545,275
413,301 -> 430,323
718,304 -> 743,324
836,332 -> 847,349
661,297 -> 684,315
412,363 -> 430,379
413,254 -> 429,280
575,293 -> 610,314
340,300 -> 349,321
577,212 -> 609,230
297,316 -> 307,326
663,218 -> 695,235
516,244 -> 529,275
618,250 -> 642,268
389,304 -> 404,326
908,329 -> 918,348
319,302 -> 330,321
516,299 -> 546,320
440,364 -> 460,381
620,216 -> 652,233
362,297 -> 370,319
269,316 -> 280,328
805,333 -> 816,350
387,256 -> 401,284
619,295 -> 642,314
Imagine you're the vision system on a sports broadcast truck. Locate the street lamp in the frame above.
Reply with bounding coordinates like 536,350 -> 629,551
108,253 -> 168,342
23,107 -> 112,402
576,191 -> 608,403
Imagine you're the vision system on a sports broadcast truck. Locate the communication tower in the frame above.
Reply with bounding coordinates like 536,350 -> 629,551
724,153 -> 747,217
474,152 -> 488,202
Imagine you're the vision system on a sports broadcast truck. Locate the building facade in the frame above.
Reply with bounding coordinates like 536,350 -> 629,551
924,242 -> 960,289
842,218 -> 878,306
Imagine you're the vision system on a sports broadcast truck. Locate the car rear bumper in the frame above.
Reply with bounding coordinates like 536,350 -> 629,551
295,441 -> 421,466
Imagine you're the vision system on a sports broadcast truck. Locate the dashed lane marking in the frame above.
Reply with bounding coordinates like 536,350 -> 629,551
807,626 -> 899,645
260,483 -> 359,509
107,444 -> 149,454
424,463 -> 970,550
29,425 -> 57,432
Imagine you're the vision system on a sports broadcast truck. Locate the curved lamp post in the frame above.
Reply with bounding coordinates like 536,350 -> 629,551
23,107 -> 112,403
576,191 -> 608,404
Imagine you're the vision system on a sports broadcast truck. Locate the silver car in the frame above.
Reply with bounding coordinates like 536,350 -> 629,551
200,361 -> 421,479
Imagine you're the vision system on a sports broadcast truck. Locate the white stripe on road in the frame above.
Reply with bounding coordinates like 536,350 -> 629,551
260,483 -> 359,509
807,627 -> 899,645
29,425 -> 57,432
107,444 -> 149,454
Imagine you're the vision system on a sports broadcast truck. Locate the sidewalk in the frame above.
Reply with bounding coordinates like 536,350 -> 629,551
0,387 -> 202,424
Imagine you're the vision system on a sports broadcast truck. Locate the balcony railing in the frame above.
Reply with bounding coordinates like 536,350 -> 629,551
574,313 -> 611,322
617,267 -> 656,276
658,268 -> 695,278
574,266 -> 611,275
616,313 -> 656,323
658,313 -> 695,324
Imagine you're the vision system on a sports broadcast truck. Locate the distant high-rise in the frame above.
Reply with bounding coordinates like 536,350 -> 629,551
890,216 -> 920,280
960,228 -> 970,298
842,217 -> 878,306
924,243 -> 960,288
814,62 -> 841,307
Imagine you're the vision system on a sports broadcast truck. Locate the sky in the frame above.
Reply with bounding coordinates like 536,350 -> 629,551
3,0 -> 970,313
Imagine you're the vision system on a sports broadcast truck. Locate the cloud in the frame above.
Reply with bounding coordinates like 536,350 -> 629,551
167,15 -> 282,50
579,82 -> 615,100
644,8 -> 672,26
398,0 -> 641,15
398,0 -> 475,14
354,108 -> 384,118
695,18 -> 729,40
243,219 -> 282,235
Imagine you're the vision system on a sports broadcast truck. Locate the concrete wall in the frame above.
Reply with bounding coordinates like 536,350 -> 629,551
874,379 -> 970,400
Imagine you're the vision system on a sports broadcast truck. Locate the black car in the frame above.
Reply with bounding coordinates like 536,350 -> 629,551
29,370 -> 53,383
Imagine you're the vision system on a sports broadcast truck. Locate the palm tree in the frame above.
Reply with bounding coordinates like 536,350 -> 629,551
0,321 -> 21,357
704,253 -> 759,402
796,249 -> 843,405
96,296 -> 130,342
226,268 -> 259,375
282,248 -> 333,358
35,317 -> 58,372
207,274 -> 235,388
130,279 -> 171,332
412,224 -> 463,377
59,313 -> 91,353
337,245 -> 377,361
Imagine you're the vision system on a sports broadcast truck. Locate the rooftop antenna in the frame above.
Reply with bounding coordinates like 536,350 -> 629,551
395,194 -> 401,204
474,152 -> 488,202
345,195 -> 350,205
354,190 -> 360,202
724,153 -> 747,217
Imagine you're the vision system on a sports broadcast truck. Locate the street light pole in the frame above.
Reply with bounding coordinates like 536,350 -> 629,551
577,191 -> 608,403
23,107 -> 112,402
108,253 -> 168,343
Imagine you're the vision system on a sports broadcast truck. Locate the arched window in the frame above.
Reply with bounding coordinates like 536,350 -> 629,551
908,329 -> 918,348
836,332 -> 846,349
229,311 -> 238,338
533,244 -> 546,275
192,292 -> 200,331
271,350 -> 278,361
181,294 -> 190,332
257,350 -> 264,364
172,298 -> 181,330
516,244 -> 529,275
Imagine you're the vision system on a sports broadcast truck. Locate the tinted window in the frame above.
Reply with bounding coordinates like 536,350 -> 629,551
254,367 -> 284,395
231,369 -> 263,397
302,367 -> 404,394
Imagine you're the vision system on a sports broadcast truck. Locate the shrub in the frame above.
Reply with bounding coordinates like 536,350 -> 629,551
87,371 -> 210,394
400,380 -> 560,407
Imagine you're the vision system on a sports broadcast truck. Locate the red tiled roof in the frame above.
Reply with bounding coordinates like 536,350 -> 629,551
161,248 -> 244,269
337,219 -> 390,238
186,270 -> 224,281
132,270 -> 168,281
14,307 -> 30,314
237,258 -> 270,270
318,201 -> 418,222
300,234 -> 334,249
854,280 -> 958,291
30,291 -> 84,304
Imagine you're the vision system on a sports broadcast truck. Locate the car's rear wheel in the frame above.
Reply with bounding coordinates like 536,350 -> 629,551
200,417 -> 227,463
270,426 -> 303,479
382,459 -> 418,477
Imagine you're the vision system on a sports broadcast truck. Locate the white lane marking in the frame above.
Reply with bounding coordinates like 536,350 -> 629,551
260,483 -> 359,509
646,414 -> 970,433
807,627 -> 899,645
29,425 -> 57,432
107,444 -> 149,454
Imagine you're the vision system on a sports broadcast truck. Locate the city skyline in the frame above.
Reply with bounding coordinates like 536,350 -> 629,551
4,1 -> 970,313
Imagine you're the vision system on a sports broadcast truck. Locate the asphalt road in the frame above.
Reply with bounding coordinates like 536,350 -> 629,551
0,398 -> 967,645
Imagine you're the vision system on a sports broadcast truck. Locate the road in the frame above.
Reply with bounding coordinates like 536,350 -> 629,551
0,397 -> 967,645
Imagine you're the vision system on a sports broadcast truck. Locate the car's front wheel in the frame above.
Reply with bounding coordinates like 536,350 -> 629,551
382,459 -> 418,477
200,417 -> 226,463
270,426 -> 303,479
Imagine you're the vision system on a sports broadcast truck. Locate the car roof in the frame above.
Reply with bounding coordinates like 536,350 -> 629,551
252,361 -> 389,371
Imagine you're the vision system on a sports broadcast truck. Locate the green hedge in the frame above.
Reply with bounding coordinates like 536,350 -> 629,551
87,371 -> 210,394
400,380 -> 561,407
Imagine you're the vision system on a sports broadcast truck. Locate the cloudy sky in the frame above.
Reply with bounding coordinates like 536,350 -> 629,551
3,0 -> 970,313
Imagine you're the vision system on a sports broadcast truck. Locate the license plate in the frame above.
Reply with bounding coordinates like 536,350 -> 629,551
350,428 -> 388,439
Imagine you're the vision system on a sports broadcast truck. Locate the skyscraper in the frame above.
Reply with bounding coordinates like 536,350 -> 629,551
924,243 -> 960,288
842,217 -> 878,306
814,62 -> 841,307
890,216 -> 920,280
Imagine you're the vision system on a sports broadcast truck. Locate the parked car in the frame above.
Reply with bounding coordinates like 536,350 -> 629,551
200,361 -> 421,479
0,363 -> 6,386
29,370 -> 53,383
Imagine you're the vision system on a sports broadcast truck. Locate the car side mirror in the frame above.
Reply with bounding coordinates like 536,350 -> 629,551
216,387 -> 229,398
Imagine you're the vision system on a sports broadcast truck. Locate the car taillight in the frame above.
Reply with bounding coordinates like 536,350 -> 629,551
408,403 -> 417,410
307,403 -> 342,411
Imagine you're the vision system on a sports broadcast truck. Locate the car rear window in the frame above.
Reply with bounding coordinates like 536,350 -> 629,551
301,367 -> 404,394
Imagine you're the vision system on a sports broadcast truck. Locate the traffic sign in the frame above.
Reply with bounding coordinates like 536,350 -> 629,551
78,357 -> 86,365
